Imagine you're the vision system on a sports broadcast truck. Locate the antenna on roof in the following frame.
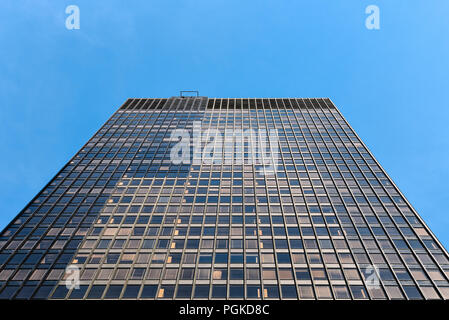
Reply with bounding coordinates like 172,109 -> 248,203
180,90 -> 199,97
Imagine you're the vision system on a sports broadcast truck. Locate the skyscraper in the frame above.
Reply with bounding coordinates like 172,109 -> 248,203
0,97 -> 448,300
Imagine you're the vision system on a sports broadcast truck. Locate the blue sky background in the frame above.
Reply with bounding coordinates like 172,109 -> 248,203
1,1 -> 448,249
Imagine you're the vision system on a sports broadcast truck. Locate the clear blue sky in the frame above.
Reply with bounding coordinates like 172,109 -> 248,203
1,1 -> 448,249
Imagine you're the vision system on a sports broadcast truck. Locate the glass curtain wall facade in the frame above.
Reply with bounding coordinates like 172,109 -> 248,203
0,97 -> 448,300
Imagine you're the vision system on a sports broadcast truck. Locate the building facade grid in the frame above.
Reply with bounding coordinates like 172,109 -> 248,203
0,97 -> 448,300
